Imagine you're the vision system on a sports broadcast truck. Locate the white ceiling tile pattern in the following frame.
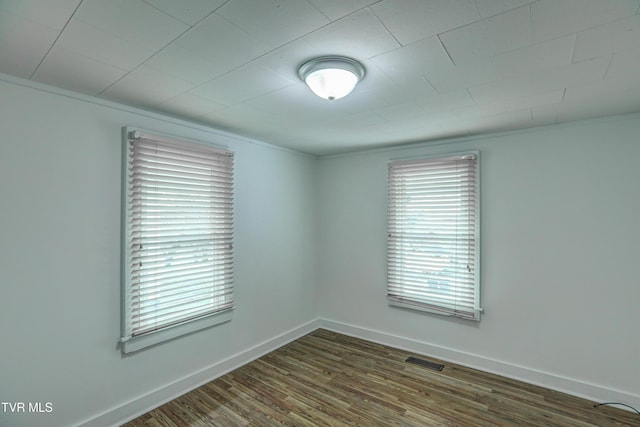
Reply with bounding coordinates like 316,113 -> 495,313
143,45 -> 225,86
530,0 -> 639,43
603,47 -> 640,85
306,0 -> 381,21
475,0 -> 537,18
73,0 -> 189,51
217,0 -> 329,47
141,0 -> 228,25
100,66 -> 193,107
370,0 -> 481,45
438,6 -> 532,65
0,0 -> 638,155
156,92 -> 225,119
32,46 -> 127,96
490,34 -> 576,80
0,0 -> 81,31
530,56 -> 610,93
572,14 -> 640,61
193,62 -> 294,106
173,13 -> 269,74
0,11 -> 60,78
55,19 -> 155,70
371,36 -> 453,84
299,9 -> 400,59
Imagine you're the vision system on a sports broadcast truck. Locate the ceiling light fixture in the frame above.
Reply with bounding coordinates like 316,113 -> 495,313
298,56 -> 365,101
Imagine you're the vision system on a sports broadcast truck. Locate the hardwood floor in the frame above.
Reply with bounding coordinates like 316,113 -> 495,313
123,329 -> 638,426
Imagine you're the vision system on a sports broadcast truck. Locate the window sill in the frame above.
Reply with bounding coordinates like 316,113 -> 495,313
121,309 -> 233,354
388,298 -> 482,322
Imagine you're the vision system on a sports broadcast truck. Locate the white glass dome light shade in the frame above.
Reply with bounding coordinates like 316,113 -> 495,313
298,56 -> 365,101
304,68 -> 359,100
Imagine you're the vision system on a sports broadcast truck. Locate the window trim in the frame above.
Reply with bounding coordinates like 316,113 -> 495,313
120,127 -> 234,353
386,151 -> 482,321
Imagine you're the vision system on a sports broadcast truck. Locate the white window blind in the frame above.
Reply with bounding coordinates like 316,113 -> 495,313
387,153 -> 481,321
121,130 -> 234,353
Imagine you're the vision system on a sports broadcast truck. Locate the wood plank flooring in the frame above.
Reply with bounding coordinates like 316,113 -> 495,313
123,329 -> 639,426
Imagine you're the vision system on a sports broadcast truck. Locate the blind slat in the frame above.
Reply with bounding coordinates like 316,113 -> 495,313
387,153 -> 480,321
124,132 -> 234,340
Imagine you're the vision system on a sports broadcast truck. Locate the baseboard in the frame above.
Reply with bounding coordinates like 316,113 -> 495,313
319,318 -> 640,412
77,317 -> 639,426
77,319 -> 321,427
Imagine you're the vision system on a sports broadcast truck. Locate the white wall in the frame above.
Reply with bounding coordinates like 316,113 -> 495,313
316,114 -> 640,408
0,76 -> 318,427
2,72 -> 639,426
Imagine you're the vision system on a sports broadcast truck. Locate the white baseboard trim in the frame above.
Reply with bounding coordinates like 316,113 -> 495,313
77,319 -> 321,427
319,318 -> 640,413
77,317 -> 639,426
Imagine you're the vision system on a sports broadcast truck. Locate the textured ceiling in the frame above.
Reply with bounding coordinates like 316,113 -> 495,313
1,0 -> 639,155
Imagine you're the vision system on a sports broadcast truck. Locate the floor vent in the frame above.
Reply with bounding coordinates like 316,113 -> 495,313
405,356 -> 444,371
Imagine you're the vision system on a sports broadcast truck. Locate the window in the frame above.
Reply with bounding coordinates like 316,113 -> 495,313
121,129 -> 234,353
387,153 -> 481,321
